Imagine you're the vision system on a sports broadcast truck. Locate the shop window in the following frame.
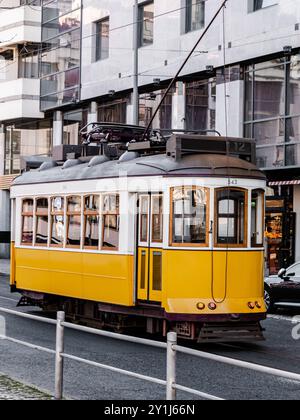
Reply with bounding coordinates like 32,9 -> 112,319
84,195 -> 100,249
21,199 -> 34,245
215,189 -> 247,247
171,187 -> 208,246
251,190 -> 265,247
51,196 -> 65,247
66,196 -> 81,248
35,198 -> 49,246
102,194 -> 120,250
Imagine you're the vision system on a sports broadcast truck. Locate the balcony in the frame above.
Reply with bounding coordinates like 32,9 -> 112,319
0,5 -> 41,48
0,78 -> 43,121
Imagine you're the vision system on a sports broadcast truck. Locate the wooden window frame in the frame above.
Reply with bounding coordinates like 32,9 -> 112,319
251,189 -> 265,248
151,194 -> 164,244
169,186 -> 210,248
35,197 -> 49,248
214,187 -> 248,249
21,198 -> 34,246
139,195 -> 150,244
101,193 -> 120,251
66,196 -> 82,249
50,196 -> 65,248
83,194 -> 101,250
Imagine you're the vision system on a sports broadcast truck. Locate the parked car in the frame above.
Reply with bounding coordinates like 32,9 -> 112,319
264,262 -> 300,313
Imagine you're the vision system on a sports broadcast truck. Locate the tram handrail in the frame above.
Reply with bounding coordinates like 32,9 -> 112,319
0,306 -> 300,400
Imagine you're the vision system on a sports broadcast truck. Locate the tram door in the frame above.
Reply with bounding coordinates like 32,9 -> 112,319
137,194 -> 163,303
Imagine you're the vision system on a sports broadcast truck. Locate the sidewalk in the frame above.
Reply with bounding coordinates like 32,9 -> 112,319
0,259 -> 10,276
0,375 -> 51,400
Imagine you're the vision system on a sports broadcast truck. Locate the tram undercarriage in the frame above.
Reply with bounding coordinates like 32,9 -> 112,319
16,290 -> 265,343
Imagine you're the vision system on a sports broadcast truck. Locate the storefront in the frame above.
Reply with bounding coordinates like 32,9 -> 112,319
265,185 -> 295,275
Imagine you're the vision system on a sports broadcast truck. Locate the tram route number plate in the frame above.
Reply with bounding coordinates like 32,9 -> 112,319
229,179 -> 238,186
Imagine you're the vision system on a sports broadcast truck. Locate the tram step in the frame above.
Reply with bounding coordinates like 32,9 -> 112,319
198,322 -> 265,343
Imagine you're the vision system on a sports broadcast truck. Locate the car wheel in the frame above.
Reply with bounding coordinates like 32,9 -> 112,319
264,287 -> 275,313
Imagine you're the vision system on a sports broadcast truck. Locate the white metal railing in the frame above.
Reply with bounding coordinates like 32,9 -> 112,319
0,306 -> 300,400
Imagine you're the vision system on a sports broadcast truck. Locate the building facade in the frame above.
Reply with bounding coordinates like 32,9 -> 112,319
1,0 -> 300,272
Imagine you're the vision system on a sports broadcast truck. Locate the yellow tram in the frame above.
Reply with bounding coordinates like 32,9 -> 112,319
10,125 -> 266,342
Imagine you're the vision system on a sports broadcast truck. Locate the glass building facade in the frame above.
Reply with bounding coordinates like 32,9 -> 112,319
40,0 -> 82,111
244,54 -> 300,169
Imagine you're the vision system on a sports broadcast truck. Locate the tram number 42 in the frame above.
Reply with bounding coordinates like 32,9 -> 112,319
229,179 -> 238,186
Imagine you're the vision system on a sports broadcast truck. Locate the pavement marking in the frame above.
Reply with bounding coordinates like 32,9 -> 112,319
267,314 -> 297,323
0,296 -> 19,303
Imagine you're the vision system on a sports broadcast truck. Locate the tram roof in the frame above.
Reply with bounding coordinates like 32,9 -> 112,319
12,153 -> 266,186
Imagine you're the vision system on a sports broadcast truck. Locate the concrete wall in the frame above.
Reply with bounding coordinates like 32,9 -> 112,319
81,0 -> 299,101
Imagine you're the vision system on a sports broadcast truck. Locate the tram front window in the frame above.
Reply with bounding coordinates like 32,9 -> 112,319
216,189 -> 247,247
251,189 -> 264,247
171,187 -> 208,246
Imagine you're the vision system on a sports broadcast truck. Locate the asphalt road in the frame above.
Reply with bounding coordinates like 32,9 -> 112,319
0,274 -> 300,400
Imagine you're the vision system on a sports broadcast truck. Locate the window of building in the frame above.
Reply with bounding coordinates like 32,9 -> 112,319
18,48 -> 39,79
170,187 -> 208,246
251,189 -> 265,247
21,199 -> 34,245
40,1 -> 82,111
102,194 -> 120,250
138,1 -> 154,47
245,54 -> 300,169
4,120 -> 52,175
98,99 -> 127,123
139,89 -> 173,129
63,109 -> 88,145
248,0 -> 277,12
84,195 -> 100,249
66,196 -> 82,248
185,0 -> 205,33
215,189 -> 247,247
95,18 -> 110,61
185,79 -> 216,131
50,196 -> 65,247
35,198 -> 49,246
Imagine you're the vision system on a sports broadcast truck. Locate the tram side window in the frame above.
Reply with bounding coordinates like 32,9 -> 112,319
152,195 -> 163,243
251,189 -> 264,247
50,197 -> 65,247
66,196 -> 82,248
21,199 -> 34,245
171,187 -> 208,246
35,198 -> 49,246
216,189 -> 247,246
102,194 -> 120,250
84,195 -> 100,249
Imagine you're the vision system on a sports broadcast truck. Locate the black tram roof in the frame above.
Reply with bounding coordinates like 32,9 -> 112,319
13,152 -> 266,187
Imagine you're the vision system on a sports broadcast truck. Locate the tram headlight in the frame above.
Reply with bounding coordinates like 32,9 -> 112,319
255,301 -> 262,309
196,302 -> 205,310
248,302 -> 255,310
208,302 -> 217,311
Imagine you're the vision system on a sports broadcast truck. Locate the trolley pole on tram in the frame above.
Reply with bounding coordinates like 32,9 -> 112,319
133,0 -> 139,125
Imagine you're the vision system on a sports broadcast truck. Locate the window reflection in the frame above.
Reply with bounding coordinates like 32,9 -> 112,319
171,187 -> 208,245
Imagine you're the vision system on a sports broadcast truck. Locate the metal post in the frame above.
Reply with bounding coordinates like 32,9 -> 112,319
166,331 -> 177,400
132,0 -> 139,125
55,311 -> 65,400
